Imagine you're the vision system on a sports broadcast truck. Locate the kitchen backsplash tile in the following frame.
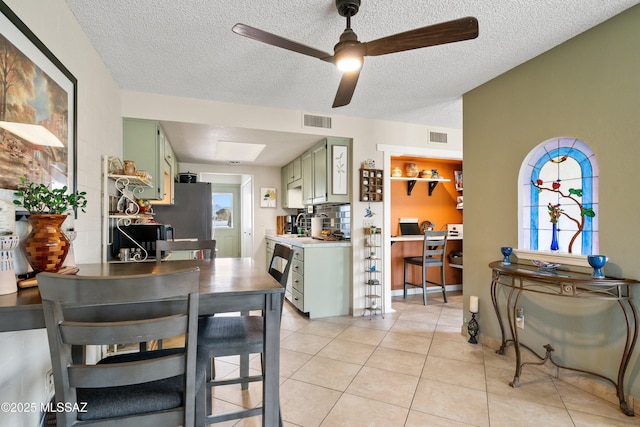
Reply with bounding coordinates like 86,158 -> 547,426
299,204 -> 350,238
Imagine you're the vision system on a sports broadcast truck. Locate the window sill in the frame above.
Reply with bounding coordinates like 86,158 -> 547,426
513,249 -> 590,267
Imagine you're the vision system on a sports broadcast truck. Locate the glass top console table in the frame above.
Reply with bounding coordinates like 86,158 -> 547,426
488,261 -> 639,416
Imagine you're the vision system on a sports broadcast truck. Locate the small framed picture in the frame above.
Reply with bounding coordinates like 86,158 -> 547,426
454,171 -> 463,191
332,145 -> 348,195
260,187 -> 276,207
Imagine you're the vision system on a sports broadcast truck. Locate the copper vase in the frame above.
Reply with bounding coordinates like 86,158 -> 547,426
21,214 -> 70,273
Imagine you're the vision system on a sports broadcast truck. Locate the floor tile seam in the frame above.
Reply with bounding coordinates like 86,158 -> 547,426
287,360 -> 367,395
416,374 -> 491,398
382,328 -> 437,342
282,330 -> 335,346
550,377 -> 634,424
340,389 -> 417,412
408,406 -> 484,427
210,394 -> 260,412
565,407 -> 640,426
485,392 -> 579,426
424,351 -> 488,368
484,385 -> 572,414
419,371 -> 489,394
294,328 -> 349,340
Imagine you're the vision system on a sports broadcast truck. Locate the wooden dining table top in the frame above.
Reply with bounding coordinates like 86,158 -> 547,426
0,257 -> 282,332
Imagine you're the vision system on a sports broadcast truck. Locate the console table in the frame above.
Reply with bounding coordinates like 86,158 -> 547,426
489,261 -> 639,416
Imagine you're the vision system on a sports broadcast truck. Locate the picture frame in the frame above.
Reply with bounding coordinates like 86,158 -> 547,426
332,145 -> 348,195
454,170 -> 463,191
0,1 -> 77,199
260,187 -> 276,208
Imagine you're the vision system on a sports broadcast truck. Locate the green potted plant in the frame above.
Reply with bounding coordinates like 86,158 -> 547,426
13,177 -> 87,272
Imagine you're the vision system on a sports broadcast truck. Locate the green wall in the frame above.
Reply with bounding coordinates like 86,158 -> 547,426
463,5 -> 640,397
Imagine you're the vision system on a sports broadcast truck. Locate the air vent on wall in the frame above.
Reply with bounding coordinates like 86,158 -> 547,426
429,131 -> 448,144
303,113 -> 332,129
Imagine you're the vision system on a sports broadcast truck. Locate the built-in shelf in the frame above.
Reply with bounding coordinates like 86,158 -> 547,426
391,176 -> 450,196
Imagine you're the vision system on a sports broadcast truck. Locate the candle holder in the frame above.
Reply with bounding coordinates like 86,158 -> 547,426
0,235 -> 20,295
587,255 -> 607,279
467,312 -> 479,344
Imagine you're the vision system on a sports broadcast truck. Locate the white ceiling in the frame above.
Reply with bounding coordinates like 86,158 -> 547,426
65,0 -> 639,167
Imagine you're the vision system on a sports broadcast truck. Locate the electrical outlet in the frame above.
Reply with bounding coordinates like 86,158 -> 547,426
45,369 -> 55,398
516,307 -> 524,329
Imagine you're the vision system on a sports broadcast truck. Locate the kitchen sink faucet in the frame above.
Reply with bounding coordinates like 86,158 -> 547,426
295,213 -> 308,235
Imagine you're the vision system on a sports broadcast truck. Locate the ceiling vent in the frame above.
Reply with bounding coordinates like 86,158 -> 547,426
429,131 -> 448,144
303,113 -> 332,129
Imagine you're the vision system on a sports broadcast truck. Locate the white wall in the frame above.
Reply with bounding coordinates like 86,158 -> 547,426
1,0 -> 122,425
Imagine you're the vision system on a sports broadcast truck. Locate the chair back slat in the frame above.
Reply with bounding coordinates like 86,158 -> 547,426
268,243 -> 293,288
59,314 -> 188,346
68,352 -> 185,388
423,230 -> 448,259
156,239 -> 216,264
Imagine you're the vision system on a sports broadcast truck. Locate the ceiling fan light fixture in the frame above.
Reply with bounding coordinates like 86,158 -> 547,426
336,55 -> 362,72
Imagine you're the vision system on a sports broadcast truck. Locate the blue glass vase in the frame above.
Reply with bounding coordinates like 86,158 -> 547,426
550,223 -> 559,252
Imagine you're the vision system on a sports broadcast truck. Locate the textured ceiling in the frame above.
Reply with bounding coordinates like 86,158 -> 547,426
65,0 -> 639,166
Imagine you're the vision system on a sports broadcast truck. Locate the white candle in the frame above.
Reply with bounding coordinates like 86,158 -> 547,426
469,296 -> 479,313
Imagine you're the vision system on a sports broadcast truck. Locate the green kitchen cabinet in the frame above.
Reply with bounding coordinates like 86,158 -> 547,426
301,137 -> 351,205
123,118 -> 170,201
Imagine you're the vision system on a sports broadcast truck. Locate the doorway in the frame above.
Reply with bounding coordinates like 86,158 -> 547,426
201,173 -> 253,258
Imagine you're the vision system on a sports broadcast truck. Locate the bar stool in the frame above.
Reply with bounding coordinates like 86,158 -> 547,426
403,230 -> 448,304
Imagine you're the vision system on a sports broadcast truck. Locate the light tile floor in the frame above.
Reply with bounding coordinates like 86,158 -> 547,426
208,292 -> 640,426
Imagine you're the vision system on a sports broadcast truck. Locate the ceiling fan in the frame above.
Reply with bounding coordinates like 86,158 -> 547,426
232,0 -> 479,108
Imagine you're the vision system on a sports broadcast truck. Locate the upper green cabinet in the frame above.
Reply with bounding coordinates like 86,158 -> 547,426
301,137 -> 351,205
123,118 -> 174,201
284,157 -> 302,186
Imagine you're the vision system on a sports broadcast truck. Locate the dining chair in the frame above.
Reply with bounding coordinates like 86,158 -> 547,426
38,268 -> 201,427
155,239 -> 217,264
195,242 -> 293,426
403,229 -> 449,304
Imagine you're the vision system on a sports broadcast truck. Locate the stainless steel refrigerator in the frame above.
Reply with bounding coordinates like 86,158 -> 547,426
152,182 -> 212,241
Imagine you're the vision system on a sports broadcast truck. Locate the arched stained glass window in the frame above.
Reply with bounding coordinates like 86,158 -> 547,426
518,137 -> 598,255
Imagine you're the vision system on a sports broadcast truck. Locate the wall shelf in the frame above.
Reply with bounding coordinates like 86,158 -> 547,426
391,176 -> 450,196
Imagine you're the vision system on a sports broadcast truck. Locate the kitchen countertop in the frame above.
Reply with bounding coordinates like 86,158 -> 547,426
266,234 -> 351,248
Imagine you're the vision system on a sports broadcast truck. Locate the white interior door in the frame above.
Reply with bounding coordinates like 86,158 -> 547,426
211,184 -> 241,258
241,179 -> 253,257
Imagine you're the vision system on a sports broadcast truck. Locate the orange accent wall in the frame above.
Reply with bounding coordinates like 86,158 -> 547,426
390,157 -> 463,292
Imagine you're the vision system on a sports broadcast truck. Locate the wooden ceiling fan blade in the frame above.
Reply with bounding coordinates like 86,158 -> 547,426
364,17 -> 478,57
232,23 -> 334,63
332,69 -> 361,108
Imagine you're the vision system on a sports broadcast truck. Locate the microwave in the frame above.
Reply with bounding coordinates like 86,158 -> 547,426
111,224 -> 173,259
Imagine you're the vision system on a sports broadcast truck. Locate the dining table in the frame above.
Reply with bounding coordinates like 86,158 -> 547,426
0,257 -> 284,426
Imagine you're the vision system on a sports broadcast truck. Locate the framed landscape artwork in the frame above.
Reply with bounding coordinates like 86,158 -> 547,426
0,1 -> 77,195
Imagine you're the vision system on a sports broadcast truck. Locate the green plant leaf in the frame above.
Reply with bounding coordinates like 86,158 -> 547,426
581,208 -> 595,218
13,177 -> 87,214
